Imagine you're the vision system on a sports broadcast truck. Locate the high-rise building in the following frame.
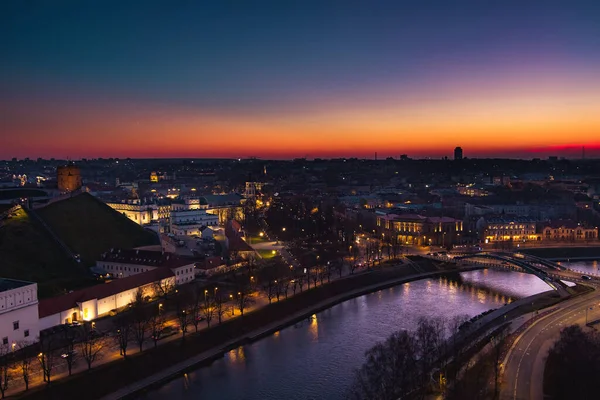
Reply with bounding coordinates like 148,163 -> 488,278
454,146 -> 463,160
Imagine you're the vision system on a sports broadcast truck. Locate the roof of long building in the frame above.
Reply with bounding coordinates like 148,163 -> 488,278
38,268 -> 174,318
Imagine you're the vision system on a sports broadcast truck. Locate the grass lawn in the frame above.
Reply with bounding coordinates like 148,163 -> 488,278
0,207 -> 94,297
248,236 -> 267,245
257,248 -> 277,259
37,193 -> 159,266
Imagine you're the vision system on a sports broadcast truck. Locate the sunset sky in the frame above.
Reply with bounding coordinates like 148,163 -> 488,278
1,0 -> 600,159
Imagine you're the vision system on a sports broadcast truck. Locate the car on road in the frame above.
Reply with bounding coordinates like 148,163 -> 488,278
582,275 -> 592,280
61,350 -> 77,359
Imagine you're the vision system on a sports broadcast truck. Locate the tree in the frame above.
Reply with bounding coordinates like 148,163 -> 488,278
236,288 -> 253,316
490,325 -> 510,399
79,323 -> 105,370
349,331 -> 418,400
149,309 -> 165,348
62,325 -> 79,376
0,344 -> 12,399
415,317 -> 447,396
214,289 -> 226,325
131,288 -> 150,352
16,341 -> 34,391
545,325 -> 600,400
350,317 -> 452,400
153,278 -> 175,302
201,288 -> 216,329
37,334 -> 57,384
114,313 -> 132,358
175,291 -> 193,340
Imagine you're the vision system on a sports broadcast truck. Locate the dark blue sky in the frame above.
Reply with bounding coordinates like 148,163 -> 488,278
2,0 -> 600,158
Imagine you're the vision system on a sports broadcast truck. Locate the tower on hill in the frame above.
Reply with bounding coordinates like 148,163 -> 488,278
57,163 -> 82,193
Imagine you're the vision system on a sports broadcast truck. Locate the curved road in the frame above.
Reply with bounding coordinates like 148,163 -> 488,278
501,286 -> 600,400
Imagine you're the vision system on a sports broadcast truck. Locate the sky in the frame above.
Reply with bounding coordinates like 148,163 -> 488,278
1,0 -> 600,160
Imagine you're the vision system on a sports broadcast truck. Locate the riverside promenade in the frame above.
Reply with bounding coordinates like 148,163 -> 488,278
101,267 -> 478,400
101,263 -> 556,400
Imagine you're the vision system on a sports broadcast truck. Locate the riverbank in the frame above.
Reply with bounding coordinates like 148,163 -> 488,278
15,264 -> 453,400
520,246 -> 600,261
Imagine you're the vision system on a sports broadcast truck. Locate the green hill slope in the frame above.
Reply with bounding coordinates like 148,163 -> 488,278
0,206 -> 91,297
36,193 -> 159,265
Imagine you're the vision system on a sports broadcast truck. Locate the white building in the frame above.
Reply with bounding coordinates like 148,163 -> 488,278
97,248 -> 196,286
38,268 -> 175,331
170,209 -> 219,236
0,279 -> 39,346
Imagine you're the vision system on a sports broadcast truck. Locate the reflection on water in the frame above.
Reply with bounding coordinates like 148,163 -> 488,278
142,268 -> 557,400
565,260 -> 600,275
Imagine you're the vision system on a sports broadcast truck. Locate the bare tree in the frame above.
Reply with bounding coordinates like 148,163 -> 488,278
202,291 -> 216,328
175,290 -> 193,340
415,317 -> 447,397
153,278 -> 175,301
0,344 -> 12,399
114,313 -> 132,358
349,331 -> 418,400
214,289 -> 226,325
311,267 -> 319,287
131,288 -> 150,352
79,323 -> 105,370
38,334 -> 57,384
16,341 -> 33,391
236,289 -> 253,316
262,279 -> 275,304
189,287 -> 203,333
149,310 -> 165,348
62,325 -> 79,376
490,325 -> 510,399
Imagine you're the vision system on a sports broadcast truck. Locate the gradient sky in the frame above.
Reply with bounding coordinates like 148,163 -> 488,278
2,0 -> 600,159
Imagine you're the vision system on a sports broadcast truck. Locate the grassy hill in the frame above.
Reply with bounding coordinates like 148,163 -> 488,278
0,206 -> 92,297
36,193 -> 159,265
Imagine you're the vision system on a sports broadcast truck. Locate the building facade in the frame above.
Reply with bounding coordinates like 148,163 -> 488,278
542,222 -> 598,242
0,279 -> 39,346
376,213 -> 463,246
170,209 -> 219,236
483,217 -> 540,243
97,248 -> 196,285
38,268 -> 175,331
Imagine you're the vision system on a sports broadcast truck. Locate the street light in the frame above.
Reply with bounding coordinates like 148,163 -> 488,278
229,294 -> 234,315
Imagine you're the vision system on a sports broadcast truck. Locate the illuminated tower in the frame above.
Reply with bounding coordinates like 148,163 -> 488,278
57,163 -> 82,193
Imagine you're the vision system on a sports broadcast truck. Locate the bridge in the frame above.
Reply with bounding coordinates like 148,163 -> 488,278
434,252 -> 574,297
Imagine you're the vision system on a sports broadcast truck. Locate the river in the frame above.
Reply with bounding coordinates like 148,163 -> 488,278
141,267 -> 572,400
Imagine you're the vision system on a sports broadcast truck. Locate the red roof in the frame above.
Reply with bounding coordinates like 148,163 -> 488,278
197,256 -> 225,270
228,237 -> 255,252
99,248 -> 194,269
38,268 -> 174,318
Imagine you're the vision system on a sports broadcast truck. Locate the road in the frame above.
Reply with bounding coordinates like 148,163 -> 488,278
501,286 -> 600,400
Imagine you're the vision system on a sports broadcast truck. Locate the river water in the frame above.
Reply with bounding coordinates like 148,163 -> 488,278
141,268 -> 566,400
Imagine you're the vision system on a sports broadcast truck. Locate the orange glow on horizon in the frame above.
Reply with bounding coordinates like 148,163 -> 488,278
4,71 -> 600,159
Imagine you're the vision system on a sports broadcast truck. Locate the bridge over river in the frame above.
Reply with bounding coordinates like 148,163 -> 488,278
427,251 -> 596,297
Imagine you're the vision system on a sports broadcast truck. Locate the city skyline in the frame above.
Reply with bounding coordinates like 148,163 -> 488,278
2,1 -> 600,159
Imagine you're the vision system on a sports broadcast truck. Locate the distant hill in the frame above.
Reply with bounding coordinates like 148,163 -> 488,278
0,206 -> 91,298
36,193 -> 159,265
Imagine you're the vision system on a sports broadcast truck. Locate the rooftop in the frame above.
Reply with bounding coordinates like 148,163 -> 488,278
99,248 -> 195,268
0,278 -> 34,292
38,268 -> 174,318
